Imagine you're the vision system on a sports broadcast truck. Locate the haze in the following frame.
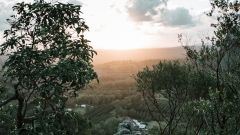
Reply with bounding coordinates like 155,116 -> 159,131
0,0 -> 213,50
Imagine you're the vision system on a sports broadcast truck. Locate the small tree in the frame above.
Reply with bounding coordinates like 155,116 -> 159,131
135,61 -> 210,135
102,117 -> 122,135
0,0 -> 97,134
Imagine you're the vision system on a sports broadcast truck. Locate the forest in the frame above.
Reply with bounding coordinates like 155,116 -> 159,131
60,59 -> 174,134
0,0 -> 240,135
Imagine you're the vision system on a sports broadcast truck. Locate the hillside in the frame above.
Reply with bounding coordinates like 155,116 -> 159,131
93,46 -> 186,65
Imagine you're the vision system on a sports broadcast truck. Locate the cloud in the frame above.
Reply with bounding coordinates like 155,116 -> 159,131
125,0 -> 168,22
160,7 -> 196,27
67,0 -> 83,5
0,2 -> 14,31
125,0 -> 197,27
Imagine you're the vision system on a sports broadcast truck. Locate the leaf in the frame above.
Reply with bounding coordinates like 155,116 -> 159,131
70,81 -> 76,87
76,27 -> 81,34
22,39 -> 25,44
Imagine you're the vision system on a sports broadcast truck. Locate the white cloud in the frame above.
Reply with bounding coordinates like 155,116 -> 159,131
159,7 -> 196,27
125,0 -> 168,22
125,0 -> 198,28
0,0 -> 214,49
0,1 -> 14,31
67,0 -> 83,5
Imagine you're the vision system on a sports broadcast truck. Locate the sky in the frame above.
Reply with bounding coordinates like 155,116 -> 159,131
0,0 -> 215,50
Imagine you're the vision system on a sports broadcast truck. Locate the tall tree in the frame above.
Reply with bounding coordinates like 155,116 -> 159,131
180,0 -> 240,134
0,0 -> 97,134
135,0 -> 240,134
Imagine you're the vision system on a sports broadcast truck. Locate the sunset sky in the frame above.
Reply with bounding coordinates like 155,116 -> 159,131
0,0 -> 215,49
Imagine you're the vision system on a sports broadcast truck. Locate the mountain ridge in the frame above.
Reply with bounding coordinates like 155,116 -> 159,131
93,46 -> 186,65
0,47 -> 187,65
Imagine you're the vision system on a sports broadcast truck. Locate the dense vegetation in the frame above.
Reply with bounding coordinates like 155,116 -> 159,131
0,0 -> 97,134
65,60 -> 170,134
135,0 -> 240,134
1,0 -> 240,135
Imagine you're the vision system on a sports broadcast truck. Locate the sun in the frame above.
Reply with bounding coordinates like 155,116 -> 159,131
80,0 -> 170,50
87,27 -> 148,50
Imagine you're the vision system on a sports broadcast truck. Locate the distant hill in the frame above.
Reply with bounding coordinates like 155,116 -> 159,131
93,46 -> 186,65
0,47 -> 187,65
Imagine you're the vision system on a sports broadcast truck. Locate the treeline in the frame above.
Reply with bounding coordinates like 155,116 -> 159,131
85,104 -> 115,123
94,59 -> 185,74
83,59 -> 185,91
66,89 -> 141,107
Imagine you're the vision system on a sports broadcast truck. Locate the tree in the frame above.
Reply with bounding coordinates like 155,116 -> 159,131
102,117 -> 121,135
148,126 -> 160,135
178,0 -> 240,134
135,0 -> 240,134
135,61 -> 209,135
91,124 -> 106,135
0,0 -> 98,134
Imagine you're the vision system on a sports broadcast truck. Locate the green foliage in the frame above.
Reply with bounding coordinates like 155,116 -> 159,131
0,0 -> 97,134
179,0 -> 240,134
85,104 -> 115,123
91,124 -> 106,135
135,0 -> 240,134
28,111 -> 91,135
102,117 -> 122,135
125,99 -> 167,121
90,117 -> 121,135
148,126 -> 160,135
0,83 -> 6,94
67,89 -> 141,107
0,103 -> 18,134
135,61 -> 203,134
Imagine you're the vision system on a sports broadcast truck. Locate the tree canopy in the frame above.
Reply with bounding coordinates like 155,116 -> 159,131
0,0 -> 97,134
135,0 -> 240,134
